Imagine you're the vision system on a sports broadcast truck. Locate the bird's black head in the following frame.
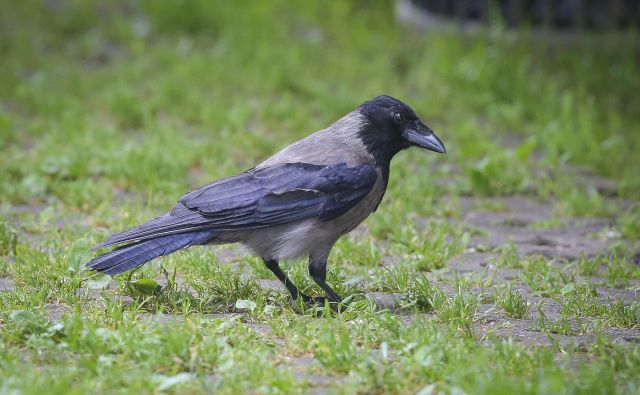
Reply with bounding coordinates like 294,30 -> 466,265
358,95 -> 445,165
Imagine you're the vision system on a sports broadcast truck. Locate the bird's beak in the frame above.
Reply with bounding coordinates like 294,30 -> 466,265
402,122 -> 446,154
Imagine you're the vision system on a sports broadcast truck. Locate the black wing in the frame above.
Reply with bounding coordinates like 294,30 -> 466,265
95,162 -> 377,249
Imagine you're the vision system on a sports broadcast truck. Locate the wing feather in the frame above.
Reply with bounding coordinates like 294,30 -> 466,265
95,162 -> 377,249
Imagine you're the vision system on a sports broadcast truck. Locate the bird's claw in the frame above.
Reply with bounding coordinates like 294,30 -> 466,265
296,293 -> 346,313
308,296 -> 331,305
299,293 -> 326,305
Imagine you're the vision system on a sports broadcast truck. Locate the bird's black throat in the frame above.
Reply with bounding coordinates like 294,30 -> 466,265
357,126 -> 410,183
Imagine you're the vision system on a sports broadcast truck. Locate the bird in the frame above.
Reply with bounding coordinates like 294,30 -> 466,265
86,95 -> 446,303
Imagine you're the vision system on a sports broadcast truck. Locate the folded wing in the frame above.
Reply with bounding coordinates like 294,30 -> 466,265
94,162 -> 377,249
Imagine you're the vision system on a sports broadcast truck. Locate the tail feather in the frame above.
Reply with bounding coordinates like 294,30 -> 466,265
86,231 -> 213,275
93,204 -> 210,250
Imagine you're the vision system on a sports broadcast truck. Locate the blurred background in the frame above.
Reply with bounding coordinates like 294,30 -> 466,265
0,0 -> 638,221
408,0 -> 639,29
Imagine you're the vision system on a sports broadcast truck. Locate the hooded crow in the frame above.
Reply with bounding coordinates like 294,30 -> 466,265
86,95 -> 446,303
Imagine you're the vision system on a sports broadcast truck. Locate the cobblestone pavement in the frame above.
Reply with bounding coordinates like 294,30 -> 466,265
2,175 -> 638,393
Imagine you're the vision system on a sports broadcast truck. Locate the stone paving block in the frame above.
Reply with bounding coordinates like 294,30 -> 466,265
366,292 -> 401,310
45,303 -> 71,323
447,252 -> 498,272
0,277 -> 16,292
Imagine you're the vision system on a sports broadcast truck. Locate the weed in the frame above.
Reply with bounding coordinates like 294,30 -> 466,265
494,242 -> 522,268
519,256 -> 568,297
312,322 -> 361,373
573,255 -> 602,277
603,299 -> 639,328
561,284 -> 639,328
496,284 -> 529,319
333,236 -> 381,268
436,287 -> 479,337
605,254 -> 640,288
372,263 -> 413,293
403,275 -> 446,312
0,219 -> 18,256
189,263 -> 264,312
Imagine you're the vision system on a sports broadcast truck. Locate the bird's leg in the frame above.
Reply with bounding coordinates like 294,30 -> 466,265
263,258 -> 311,302
308,258 -> 342,303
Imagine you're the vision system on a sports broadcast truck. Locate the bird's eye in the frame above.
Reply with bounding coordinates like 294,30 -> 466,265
393,112 -> 404,123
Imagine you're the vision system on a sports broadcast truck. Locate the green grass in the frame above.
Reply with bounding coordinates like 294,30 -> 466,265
496,283 -> 530,319
1,1 -> 640,394
561,284 -> 640,328
403,275 -> 446,312
0,219 -> 18,257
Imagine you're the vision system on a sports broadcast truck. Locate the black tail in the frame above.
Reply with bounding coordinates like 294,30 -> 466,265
86,231 -> 213,275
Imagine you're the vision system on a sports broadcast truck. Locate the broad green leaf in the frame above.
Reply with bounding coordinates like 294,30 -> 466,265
131,278 -> 161,295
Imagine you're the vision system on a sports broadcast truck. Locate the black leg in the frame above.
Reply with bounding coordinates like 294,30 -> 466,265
308,258 -> 342,303
263,258 -> 310,301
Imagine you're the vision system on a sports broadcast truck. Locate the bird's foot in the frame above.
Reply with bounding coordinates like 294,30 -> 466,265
297,293 -> 346,312
299,293 -> 327,305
